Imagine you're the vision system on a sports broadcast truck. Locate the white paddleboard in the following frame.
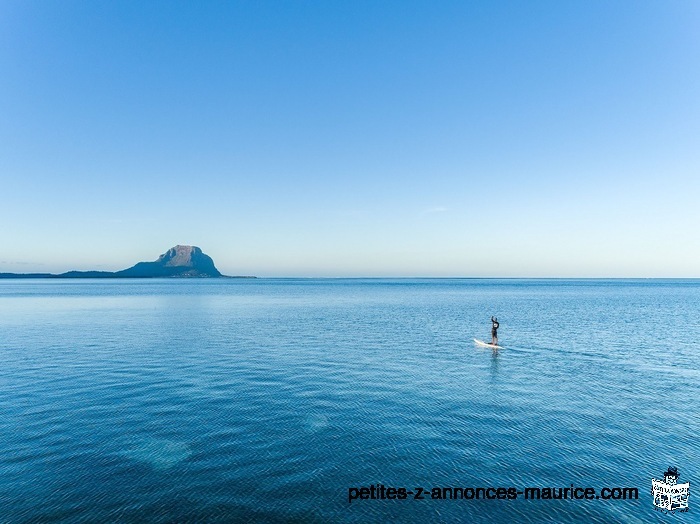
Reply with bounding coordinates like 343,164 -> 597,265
474,338 -> 503,349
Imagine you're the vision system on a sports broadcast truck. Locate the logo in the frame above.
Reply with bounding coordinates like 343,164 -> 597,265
651,466 -> 690,513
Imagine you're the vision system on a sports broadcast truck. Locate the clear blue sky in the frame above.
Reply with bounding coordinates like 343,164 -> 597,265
1,1 -> 698,276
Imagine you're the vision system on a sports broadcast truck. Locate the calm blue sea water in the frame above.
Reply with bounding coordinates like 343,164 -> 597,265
0,279 -> 698,523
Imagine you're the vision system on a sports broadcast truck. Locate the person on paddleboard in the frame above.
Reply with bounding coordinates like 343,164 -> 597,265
491,316 -> 499,345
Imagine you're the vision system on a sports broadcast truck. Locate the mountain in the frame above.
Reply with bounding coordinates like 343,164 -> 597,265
116,245 -> 222,277
0,245 -> 241,278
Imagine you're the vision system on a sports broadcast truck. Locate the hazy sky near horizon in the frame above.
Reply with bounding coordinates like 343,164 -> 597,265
1,1 -> 699,277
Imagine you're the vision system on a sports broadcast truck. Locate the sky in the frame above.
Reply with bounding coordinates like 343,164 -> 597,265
1,1 -> 699,277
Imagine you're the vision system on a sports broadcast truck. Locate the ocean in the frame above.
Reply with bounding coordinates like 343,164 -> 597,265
0,279 -> 698,523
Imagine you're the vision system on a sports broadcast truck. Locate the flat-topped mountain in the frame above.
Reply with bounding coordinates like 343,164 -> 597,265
115,245 -> 222,277
0,245 -> 243,278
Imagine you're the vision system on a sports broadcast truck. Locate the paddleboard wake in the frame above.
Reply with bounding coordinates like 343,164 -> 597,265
473,338 -> 503,349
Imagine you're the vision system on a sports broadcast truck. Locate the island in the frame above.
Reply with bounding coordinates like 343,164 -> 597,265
0,245 -> 252,278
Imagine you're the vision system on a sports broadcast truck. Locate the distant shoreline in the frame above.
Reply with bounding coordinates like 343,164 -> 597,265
0,245 -> 249,279
0,273 -> 256,279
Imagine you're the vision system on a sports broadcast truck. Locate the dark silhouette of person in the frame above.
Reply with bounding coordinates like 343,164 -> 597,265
491,316 -> 499,345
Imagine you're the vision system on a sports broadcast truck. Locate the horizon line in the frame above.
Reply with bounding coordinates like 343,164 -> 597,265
1,274 -> 699,281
